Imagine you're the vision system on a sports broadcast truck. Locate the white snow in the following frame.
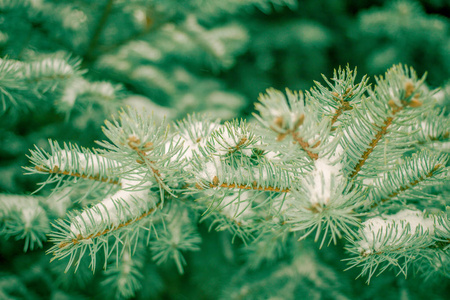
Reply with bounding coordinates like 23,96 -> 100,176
46,150 -> 119,175
61,78 -> 85,107
46,189 -> 72,218
70,176 -> 154,237
362,177 -> 376,186
61,79 -> 116,107
241,148 -> 253,156
22,206 -> 45,228
265,151 -> 280,160
432,89 -> 445,105
172,121 -> 219,162
198,157 -> 222,181
124,95 -> 174,122
303,158 -> 343,205
214,127 -> 244,155
358,209 -> 437,255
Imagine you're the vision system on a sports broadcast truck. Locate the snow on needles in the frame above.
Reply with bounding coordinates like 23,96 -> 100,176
46,150 -> 119,175
70,175 -> 154,237
303,158 -> 343,206
213,125 -> 252,156
198,157 -> 222,181
358,209 -> 439,255
171,121 -> 218,163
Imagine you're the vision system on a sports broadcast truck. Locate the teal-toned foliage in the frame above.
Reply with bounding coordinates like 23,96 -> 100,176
1,0 -> 449,299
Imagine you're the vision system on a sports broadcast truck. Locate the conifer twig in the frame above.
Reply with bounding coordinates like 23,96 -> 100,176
350,104 -> 403,179
292,132 -> 319,160
35,165 -> 120,186
371,163 -> 443,208
360,238 -> 450,257
350,81 -> 424,178
330,90 -> 353,128
58,202 -> 161,248
205,176 -> 290,193
271,113 -> 319,160
127,136 -> 163,184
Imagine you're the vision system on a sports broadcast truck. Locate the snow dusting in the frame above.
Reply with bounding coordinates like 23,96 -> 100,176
174,121 -> 219,162
303,158 -> 343,205
70,176 -> 154,237
358,209 -> 437,255
46,150 -> 119,175
198,157 -> 222,181
214,126 -> 249,156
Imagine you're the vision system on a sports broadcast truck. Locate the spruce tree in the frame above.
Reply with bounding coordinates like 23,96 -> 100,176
1,0 -> 449,299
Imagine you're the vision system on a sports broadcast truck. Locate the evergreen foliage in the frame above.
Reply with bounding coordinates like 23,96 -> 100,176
1,0 -> 449,299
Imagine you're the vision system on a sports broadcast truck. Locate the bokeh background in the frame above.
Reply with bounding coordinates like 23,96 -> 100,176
0,0 -> 449,299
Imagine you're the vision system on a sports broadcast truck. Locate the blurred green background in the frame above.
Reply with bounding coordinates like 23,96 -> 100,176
0,0 -> 449,299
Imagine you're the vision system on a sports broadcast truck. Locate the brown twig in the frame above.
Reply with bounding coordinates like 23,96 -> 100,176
330,90 -> 354,128
371,164 -> 442,209
350,104 -> 404,179
127,136 -> 163,184
292,132 -> 319,160
271,114 -> 319,161
205,176 -> 290,193
58,202 -> 161,248
35,165 -> 120,185
330,101 -> 353,128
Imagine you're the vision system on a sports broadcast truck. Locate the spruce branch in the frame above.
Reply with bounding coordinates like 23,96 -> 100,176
375,164 -> 441,204
291,131 -> 320,160
47,183 -> 160,272
126,134 -> 165,188
330,100 -> 352,128
309,65 -> 369,129
25,140 -> 121,196
349,104 -> 403,179
176,16 -> 249,70
97,6 -> 156,55
190,154 -> 293,195
413,109 -> 450,154
207,179 -> 290,193
23,56 -> 81,84
345,209 -> 449,283
23,64 -> 449,282
0,58 -> 25,109
33,165 -> 120,186
98,108 -> 187,203
0,194 -> 50,251
368,151 -> 448,209
150,205 -> 201,274
0,56 -> 82,111
286,168 -> 363,248
342,65 -> 429,179
57,201 -> 161,249
101,244 -> 144,299
254,88 -> 329,161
